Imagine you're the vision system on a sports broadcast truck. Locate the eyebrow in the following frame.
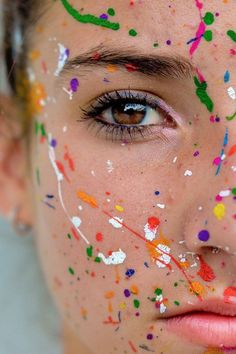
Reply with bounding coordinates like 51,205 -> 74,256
59,44 -> 196,80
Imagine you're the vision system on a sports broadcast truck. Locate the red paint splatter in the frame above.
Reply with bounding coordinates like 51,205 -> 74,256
92,52 -> 101,60
103,316 -> 120,325
96,232 -> 103,242
223,287 -> 236,304
64,145 -> 75,171
125,63 -> 139,72
71,226 -> 80,241
128,340 -> 138,353
197,255 -> 216,282
55,161 -> 70,182
230,48 -> 236,55
148,216 -> 160,229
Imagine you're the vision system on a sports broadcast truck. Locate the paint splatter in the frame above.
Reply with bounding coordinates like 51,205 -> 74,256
227,30 -> 236,43
197,255 -> 216,282
144,216 -> 160,241
109,216 -> 123,229
194,76 -> 214,112
223,287 -> 236,304
54,43 -> 69,76
213,203 -> 226,220
198,229 -> 210,242
98,249 -> 127,265
60,0 -> 120,30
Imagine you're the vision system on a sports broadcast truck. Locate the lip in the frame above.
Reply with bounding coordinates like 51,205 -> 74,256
163,299 -> 236,348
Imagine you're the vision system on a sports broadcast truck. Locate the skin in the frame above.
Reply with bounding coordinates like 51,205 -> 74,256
1,1 -> 236,353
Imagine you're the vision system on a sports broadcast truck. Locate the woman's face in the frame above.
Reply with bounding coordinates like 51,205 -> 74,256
27,1 -> 236,353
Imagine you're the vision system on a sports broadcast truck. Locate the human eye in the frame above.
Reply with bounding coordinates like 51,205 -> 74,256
77,89 -> 178,143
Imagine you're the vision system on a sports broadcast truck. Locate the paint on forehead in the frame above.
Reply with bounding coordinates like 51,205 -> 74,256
60,0 -> 120,30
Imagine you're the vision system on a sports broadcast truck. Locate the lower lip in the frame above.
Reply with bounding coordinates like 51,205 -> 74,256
166,312 -> 236,348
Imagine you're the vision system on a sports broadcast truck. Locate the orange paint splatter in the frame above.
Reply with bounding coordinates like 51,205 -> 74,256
197,255 -> 216,282
77,191 -> 98,208
128,340 -> 138,353
228,144 -> 236,157
105,291 -> 115,299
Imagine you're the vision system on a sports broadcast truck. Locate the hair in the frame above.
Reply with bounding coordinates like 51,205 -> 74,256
2,1 -> 46,139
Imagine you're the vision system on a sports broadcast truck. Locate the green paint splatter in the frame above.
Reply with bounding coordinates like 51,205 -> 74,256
226,111 -> 236,121
60,0 -> 120,30
133,299 -> 140,309
67,233 -> 72,239
174,282 -> 178,287
227,30 -> 236,43
107,8 -> 115,16
68,267 -> 75,275
203,30 -> 213,42
86,245 -> 93,257
174,300 -> 180,306
154,288 -> 162,296
94,256 -> 101,263
153,42 -> 159,48
194,76 -> 214,113
203,12 -> 214,25
232,187 -> 236,196
129,29 -> 138,37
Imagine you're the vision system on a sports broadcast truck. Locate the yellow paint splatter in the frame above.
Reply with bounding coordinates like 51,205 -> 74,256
115,205 -> 124,212
120,302 -> 126,310
213,203 -> 226,220
189,281 -> 205,297
77,191 -> 98,208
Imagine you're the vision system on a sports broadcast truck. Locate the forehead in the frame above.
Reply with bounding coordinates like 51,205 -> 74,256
32,0 -> 235,80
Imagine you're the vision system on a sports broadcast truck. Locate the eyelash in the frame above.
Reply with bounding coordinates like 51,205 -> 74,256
77,89 -> 177,142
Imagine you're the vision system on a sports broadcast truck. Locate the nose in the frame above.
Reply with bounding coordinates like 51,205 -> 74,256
182,126 -> 236,259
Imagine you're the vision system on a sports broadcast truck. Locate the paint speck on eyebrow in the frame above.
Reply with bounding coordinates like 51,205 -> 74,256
109,216 -> 123,229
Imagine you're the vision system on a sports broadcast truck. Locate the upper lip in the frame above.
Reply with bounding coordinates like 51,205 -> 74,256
159,298 -> 236,318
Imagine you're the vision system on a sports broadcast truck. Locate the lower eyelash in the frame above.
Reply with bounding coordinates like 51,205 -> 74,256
84,117 -> 153,142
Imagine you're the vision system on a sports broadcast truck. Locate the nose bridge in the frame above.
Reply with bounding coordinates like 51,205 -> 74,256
183,131 -> 236,255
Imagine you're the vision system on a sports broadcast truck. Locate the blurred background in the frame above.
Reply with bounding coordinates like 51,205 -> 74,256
0,2 -> 62,353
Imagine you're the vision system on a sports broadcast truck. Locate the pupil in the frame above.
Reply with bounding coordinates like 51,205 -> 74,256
112,103 -> 146,124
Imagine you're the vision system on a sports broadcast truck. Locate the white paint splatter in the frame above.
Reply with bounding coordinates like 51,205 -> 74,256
144,223 -> 159,241
219,189 -> 231,197
98,249 -> 126,265
156,203 -> 165,209
48,134 -> 89,244
227,86 -> 236,100
62,87 -> 73,100
71,216 -> 82,229
173,156 -> 178,163
232,166 -> 236,172
54,43 -> 69,76
155,244 -> 171,268
107,160 -> 114,173
109,216 -> 123,229
155,293 -> 167,314
184,169 -> 193,176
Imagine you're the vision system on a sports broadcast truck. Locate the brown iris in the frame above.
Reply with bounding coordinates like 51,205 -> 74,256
112,103 -> 147,125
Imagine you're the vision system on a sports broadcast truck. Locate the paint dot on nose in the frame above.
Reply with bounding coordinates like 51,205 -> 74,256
198,229 -> 210,242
